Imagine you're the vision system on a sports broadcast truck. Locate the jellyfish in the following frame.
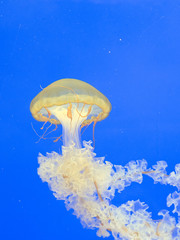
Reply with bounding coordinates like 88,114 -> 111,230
30,78 -> 180,240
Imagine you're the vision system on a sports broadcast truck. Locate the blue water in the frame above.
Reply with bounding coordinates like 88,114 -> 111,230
1,1 -> 180,239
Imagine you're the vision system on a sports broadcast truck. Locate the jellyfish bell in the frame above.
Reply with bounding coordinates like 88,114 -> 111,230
30,78 -> 111,147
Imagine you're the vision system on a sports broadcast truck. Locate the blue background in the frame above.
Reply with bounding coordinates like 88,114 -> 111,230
1,0 -> 180,239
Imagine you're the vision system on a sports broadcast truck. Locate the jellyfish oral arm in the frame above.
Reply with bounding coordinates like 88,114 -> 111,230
38,145 -> 180,240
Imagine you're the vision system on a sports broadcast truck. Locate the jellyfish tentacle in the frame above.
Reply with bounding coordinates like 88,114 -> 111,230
67,103 -> 73,121
40,107 -> 52,130
76,104 -> 92,118
44,123 -> 58,137
53,135 -> 63,143
80,120 -> 93,136
31,122 -> 52,143
38,123 -> 52,142
92,113 -> 101,148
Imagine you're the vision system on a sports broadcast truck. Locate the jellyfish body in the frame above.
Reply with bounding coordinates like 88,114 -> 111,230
31,79 -> 180,240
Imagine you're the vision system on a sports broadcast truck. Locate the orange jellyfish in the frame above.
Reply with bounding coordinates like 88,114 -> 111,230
30,78 -> 180,240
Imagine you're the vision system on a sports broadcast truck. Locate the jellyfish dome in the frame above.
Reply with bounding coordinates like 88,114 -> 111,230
30,78 -> 111,147
30,78 -> 180,240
